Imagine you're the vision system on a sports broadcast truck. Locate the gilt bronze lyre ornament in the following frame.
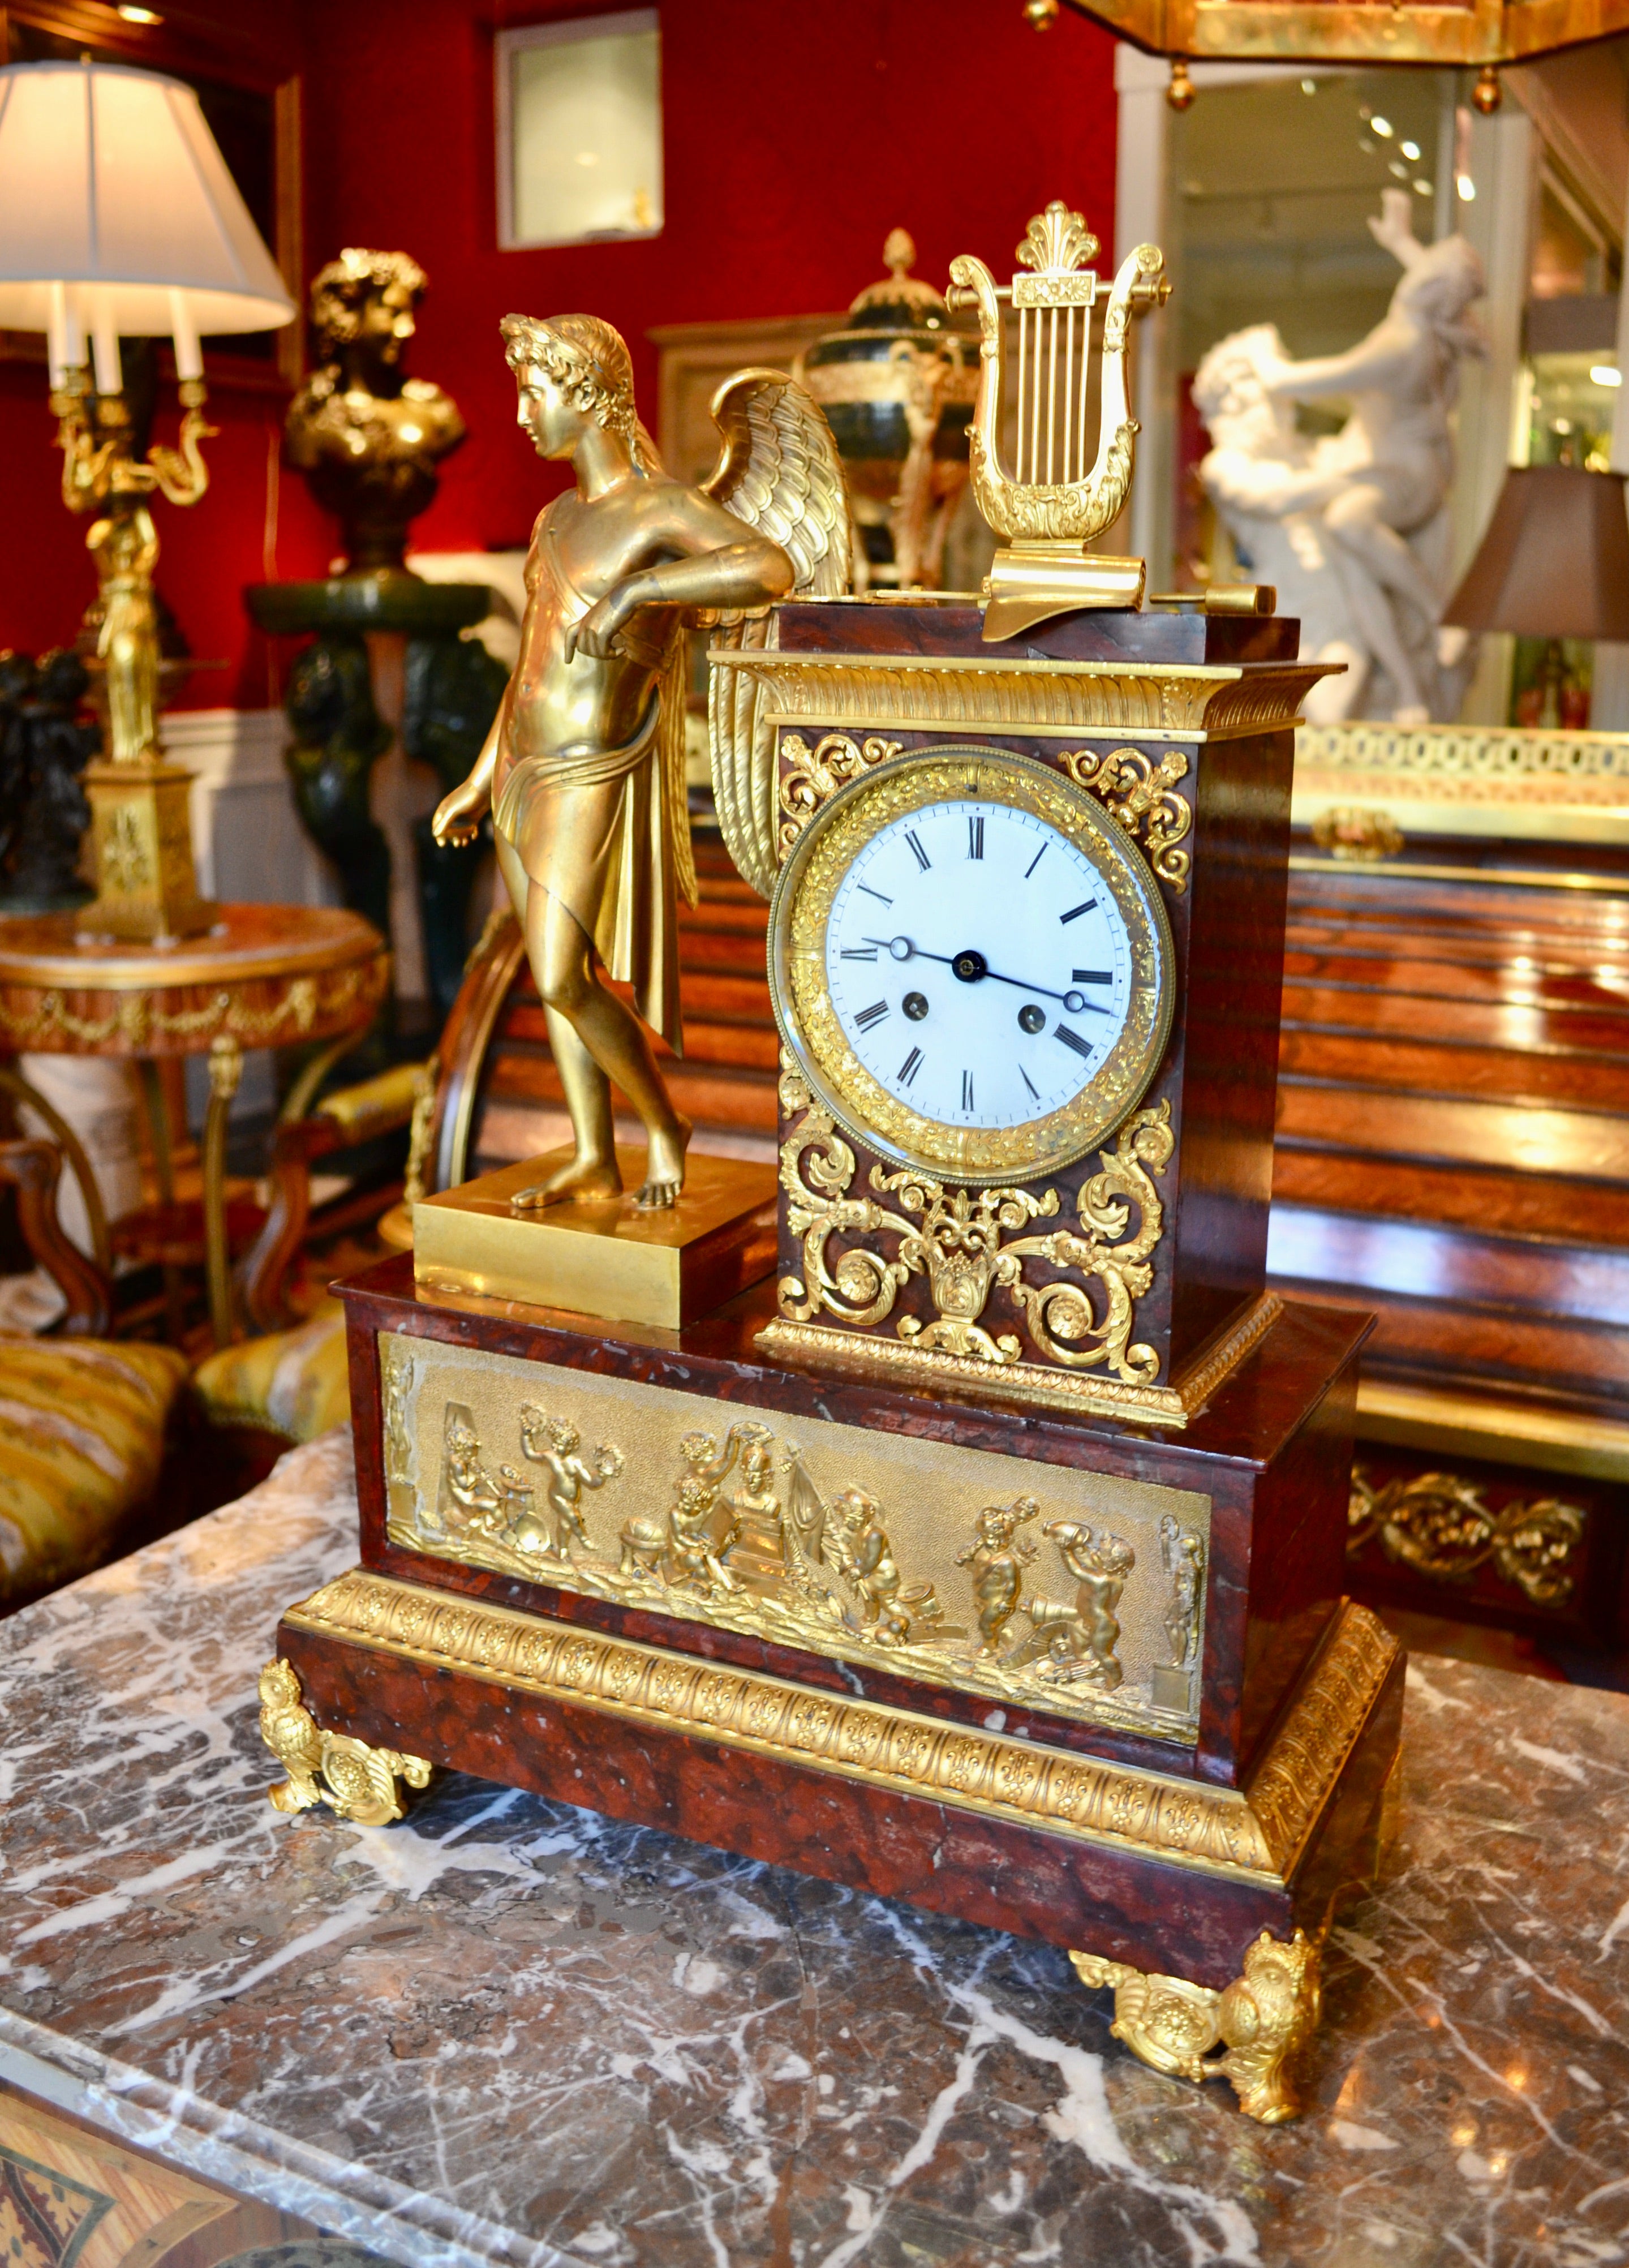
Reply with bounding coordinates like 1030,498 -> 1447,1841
947,201 -> 1170,637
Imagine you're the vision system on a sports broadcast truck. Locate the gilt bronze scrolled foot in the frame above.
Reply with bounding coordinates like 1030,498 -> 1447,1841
258,1656 -> 433,1828
1070,1927 -> 1322,2124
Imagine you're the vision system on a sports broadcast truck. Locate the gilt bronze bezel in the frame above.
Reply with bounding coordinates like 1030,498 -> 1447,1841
767,745 -> 1176,1184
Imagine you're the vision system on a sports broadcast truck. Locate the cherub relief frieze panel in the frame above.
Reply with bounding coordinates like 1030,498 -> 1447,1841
379,1331 -> 1210,1743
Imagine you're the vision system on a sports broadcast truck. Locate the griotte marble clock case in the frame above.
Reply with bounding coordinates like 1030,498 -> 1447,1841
760,596 -> 1318,1384
271,601 -> 1399,2123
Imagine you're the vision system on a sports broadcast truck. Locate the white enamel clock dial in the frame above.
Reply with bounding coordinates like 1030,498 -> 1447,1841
827,798 -> 1130,1129
771,747 -> 1175,1184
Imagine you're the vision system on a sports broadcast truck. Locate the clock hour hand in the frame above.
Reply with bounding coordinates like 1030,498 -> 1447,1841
864,937 -> 1096,1015
862,935 -> 951,966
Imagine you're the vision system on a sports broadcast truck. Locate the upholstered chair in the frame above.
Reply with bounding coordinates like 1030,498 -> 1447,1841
0,1139 -> 188,1608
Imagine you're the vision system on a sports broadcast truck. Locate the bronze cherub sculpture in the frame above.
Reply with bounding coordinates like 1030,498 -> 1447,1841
432,313 -> 850,1210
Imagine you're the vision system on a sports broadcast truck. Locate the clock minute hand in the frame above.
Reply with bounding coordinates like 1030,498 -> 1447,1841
981,966 -> 1091,1007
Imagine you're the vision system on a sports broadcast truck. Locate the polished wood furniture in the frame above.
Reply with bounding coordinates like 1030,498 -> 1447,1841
0,903 -> 386,1347
242,1056 -> 425,1332
1,2079 -> 347,2260
1292,716 -> 1629,862
1270,854 -> 1629,1650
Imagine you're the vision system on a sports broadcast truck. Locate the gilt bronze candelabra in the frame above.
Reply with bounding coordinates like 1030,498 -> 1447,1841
51,363 -> 217,943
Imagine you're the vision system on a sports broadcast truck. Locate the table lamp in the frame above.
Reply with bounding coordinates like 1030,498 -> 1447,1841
0,59 -> 294,941
1442,463 -> 1629,730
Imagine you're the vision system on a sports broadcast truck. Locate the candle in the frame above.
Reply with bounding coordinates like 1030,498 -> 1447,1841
46,282 -> 84,389
91,310 -> 122,398
169,289 -> 203,383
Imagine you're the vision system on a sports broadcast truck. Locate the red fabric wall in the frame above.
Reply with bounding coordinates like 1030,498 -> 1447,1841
0,0 -> 1118,706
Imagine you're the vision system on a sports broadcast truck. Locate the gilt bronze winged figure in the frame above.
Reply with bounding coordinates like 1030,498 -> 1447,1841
432,314 -> 850,1209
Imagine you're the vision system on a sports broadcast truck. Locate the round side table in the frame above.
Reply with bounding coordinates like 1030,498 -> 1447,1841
0,904 -> 388,1346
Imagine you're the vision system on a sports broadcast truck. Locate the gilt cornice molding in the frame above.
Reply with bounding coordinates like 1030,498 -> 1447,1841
711,648 -> 1326,741
283,1574 -> 1397,1887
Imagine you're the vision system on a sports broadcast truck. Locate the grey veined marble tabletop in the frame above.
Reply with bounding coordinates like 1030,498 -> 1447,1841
2,1432 -> 1627,2268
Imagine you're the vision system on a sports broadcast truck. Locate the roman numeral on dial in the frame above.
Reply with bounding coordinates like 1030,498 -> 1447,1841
1060,900 -> 1097,925
1072,969 -> 1112,984
897,1046 -> 922,1088
961,1069 -> 975,1111
905,831 -> 930,871
854,1000 -> 889,1030
840,946 -> 879,960
1055,1024 -> 1094,1060
968,815 -> 984,860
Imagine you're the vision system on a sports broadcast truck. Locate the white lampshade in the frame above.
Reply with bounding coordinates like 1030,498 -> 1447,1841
0,60 -> 294,382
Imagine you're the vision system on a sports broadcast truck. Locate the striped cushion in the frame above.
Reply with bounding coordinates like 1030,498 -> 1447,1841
0,1335 -> 187,1600
190,1299 -> 350,1444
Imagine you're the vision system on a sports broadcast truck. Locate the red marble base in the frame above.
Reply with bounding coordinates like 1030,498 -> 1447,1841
272,1256 -> 1402,2014
278,1593 -> 1402,1992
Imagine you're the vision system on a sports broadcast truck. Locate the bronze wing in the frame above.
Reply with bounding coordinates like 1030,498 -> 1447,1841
704,368 -> 852,901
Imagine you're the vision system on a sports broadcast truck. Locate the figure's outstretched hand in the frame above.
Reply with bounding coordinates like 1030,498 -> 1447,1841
1368,186 -> 1423,270
432,779 -> 486,848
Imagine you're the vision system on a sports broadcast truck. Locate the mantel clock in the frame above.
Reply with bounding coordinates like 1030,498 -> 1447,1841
264,208 -> 1401,2129
707,199 -> 1330,1427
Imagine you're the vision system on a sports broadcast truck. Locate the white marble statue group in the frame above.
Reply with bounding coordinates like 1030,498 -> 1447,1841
1193,189 -> 1486,724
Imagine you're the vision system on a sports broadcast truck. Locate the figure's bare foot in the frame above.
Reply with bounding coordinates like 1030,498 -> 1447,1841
634,1115 -> 692,1209
509,1152 -> 622,1211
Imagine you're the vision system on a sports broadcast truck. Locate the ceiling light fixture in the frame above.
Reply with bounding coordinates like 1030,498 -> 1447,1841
1457,173 -> 1476,200
1039,0 -> 1626,73
116,5 -> 164,20
1591,365 -> 1623,387
1400,139 -> 1420,158
1370,114 -> 1394,136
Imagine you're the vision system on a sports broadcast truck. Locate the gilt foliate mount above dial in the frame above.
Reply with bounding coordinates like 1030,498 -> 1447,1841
768,746 -> 1176,1187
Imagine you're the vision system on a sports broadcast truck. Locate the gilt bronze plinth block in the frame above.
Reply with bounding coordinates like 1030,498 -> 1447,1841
412,1149 -> 776,1327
